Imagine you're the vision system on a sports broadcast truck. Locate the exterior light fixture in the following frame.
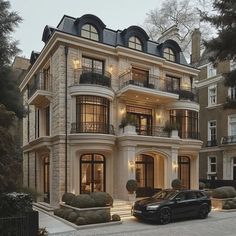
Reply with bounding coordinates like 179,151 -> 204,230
73,59 -> 80,69
129,160 -> 135,172
172,160 -> 178,172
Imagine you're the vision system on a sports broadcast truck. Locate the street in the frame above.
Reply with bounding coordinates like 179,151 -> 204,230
49,210 -> 236,236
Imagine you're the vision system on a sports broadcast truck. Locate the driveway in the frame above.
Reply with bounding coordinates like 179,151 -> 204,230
45,210 -> 236,236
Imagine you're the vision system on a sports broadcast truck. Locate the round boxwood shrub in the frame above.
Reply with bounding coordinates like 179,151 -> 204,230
126,179 -> 138,194
199,182 -> 206,190
96,209 -> 111,222
83,211 -> 100,224
62,209 -> 74,219
212,186 -> 236,199
75,217 -> 86,225
171,179 -> 182,190
54,208 -> 64,217
67,211 -> 78,223
61,192 -> 76,205
112,214 -> 121,221
70,194 -> 96,208
90,192 -> 113,207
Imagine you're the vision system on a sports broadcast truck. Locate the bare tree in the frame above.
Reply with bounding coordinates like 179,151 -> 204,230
144,0 -> 213,58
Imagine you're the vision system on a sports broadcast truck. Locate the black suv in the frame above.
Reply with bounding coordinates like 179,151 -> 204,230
132,189 -> 211,224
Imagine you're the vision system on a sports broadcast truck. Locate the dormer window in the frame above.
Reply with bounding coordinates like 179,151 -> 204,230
81,24 -> 99,41
128,36 -> 142,51
164,48 -> 176,62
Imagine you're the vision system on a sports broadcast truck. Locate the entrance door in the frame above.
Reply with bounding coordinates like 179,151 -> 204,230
80,154 -> 105,193
43,156 -> 50,203
135,154 -> 154,196
233,157 -> 236,180
178,156 -> 190,189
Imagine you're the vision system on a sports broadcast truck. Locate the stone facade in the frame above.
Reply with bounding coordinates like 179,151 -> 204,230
20,14 -> 202,206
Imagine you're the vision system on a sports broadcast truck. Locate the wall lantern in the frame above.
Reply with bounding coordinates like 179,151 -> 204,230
73,59 -> 80,69
172,160 -> 178,172
128,160 -> 135,172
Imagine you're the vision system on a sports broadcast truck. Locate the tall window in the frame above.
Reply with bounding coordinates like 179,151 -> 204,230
166,75 -> 180,92
229,115 -> 236,136
82,56 -> 104,72
208,156 -> 217,178
131,68 -> 149,87
80,154 -> 105,193
128,36 -> 142,51
164,48 -> 176,62
135,155 -> 154,188
170,109 -> 199,139
207,64 -> 217,78
81,24 -> 99,41
228,87 -> 236,100
208,120 -> 217,146
43,156 -> 50,203
76,96 -> 110,133
208,85 -> 217,106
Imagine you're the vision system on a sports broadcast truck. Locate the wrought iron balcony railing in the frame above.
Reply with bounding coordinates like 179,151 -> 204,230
71,122 -> 115,135
206,139 -> 218,147
221,135 -> 236,144
28,72 -> 52,99
74,67 -> 111,88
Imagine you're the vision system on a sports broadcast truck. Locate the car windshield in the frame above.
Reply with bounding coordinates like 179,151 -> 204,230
152,190 -> 177,200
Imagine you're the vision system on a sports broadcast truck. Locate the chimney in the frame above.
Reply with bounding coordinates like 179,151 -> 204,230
191,28 -> 201,64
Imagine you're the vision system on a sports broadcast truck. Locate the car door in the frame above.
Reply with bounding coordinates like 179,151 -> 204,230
184,191 -> 199,217
172,192 -> 189,219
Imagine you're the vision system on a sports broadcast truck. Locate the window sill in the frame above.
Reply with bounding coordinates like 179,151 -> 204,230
206,104 -> 222,109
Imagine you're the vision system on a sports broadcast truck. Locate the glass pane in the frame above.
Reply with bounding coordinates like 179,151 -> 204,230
81,154 -> 92,161
81,30 -> 90,39
136,165 -> 145,188
81,163 -> 92,193
129,42 -> 135,49
93,163 -> 104,192
91,33 -> 99,41
90,25 -> 97,33
82,24 -> 90,30
94,154 -> 104,161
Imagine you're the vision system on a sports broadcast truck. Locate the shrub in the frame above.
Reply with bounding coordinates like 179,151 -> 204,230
62,192 -> 76,205
112,214 -> 121,221
67,212 -> 78,223
90,192 -> 113,207
75,217 -> 86,225
38,228 -> 48,236
18,187 -> 42,202
83,211 -> 100,224
0,192 -> 33,217
96,209 -> 111,222
119,114 -> 137,128
212,186 -> 236,199
171,179 -> 182,190
70,194 -> 96,208
163,121 -> 179,132
199,182 -> 206,190
54,208 -> 64,217
62,209 -> 74,220
126,179 -> 138,194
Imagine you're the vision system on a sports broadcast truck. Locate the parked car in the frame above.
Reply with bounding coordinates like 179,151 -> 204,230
132,189 -> 211,224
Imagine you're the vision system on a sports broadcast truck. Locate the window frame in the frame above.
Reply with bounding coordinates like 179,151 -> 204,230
207,63 -> 217,78
208,156 -> 217,174
208,120 -> 217,142
163,47 -> 176,62
81,24 -> 99,41
128,36 -> 143,51
208,85 -> 217,106
228,114 -> 236,136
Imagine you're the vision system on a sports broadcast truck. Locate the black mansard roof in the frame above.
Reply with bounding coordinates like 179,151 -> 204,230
40,14 -> 188,66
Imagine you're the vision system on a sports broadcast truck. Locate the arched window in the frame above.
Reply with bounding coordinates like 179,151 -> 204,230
80,154 -> 105,193
128,36 -> 143,51
81,24 -> 99,41
164,47 -> 176,62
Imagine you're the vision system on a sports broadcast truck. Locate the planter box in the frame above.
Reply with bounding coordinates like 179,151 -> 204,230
211,198 -> 235,210
120,125 -> 137,135
171,130 -> 179,138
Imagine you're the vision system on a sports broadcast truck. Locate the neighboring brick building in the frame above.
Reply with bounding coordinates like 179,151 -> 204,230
192,29 -> 236,181
20,14 -> 201,206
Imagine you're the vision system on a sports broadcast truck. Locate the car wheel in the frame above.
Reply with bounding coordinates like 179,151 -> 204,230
199,205 -> 209,219
159,208 -> 171,224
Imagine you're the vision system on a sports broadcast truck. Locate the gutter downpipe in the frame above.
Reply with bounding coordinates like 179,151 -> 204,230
64,46 -> 68,193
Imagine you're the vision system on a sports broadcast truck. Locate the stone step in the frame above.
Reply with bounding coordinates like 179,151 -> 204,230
33,202 -> 55,212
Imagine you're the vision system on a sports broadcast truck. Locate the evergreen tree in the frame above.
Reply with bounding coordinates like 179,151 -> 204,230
201,0 -> 236,86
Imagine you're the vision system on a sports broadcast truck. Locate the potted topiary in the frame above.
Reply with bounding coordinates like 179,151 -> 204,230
119,114 -> 137,135
126,179 -> 138,202
171,178 -> 182,190
163,121 -> 179,138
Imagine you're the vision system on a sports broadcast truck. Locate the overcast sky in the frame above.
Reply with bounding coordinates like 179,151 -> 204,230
10,0 -> 163,58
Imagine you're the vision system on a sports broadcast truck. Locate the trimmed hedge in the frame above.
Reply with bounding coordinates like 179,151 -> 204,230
212,186 -> 236,199
223,198 -> 236,209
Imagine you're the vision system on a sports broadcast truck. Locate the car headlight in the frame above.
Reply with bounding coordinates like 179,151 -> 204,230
146,205 -> 159,210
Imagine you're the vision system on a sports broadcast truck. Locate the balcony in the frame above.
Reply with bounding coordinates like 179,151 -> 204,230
118,71 -> 195,103
71,122 -> 115,135
28,72 -> 52,107
74,67 -> 111,88
223,97 -> 236,109
136,125 -> 169,137
178,131 -> 199,139
206,139 -> 218,147
221,135 -> 236,145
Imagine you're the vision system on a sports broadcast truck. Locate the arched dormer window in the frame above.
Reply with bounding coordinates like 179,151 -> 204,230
164,47 -> 176,62
128,36 -> 143,51
81,24 -> 99,41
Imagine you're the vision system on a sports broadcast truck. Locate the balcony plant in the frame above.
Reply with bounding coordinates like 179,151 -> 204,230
126,179 -> 138,202
163,121 -> 179,137
119,114 -> 137,134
